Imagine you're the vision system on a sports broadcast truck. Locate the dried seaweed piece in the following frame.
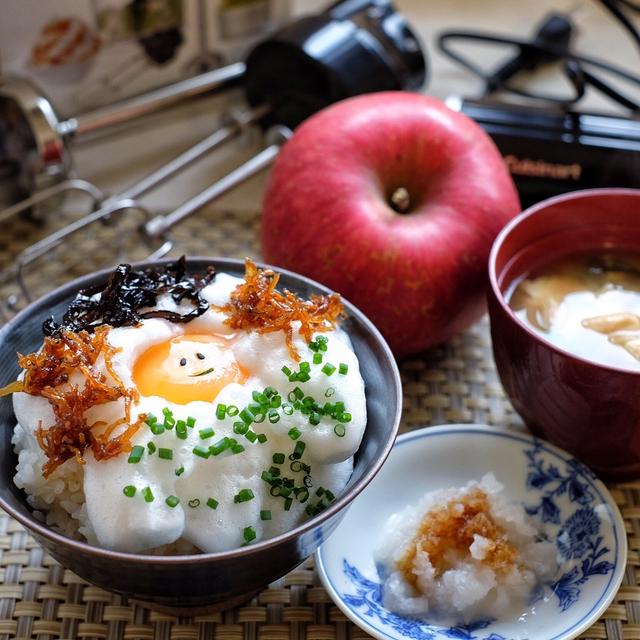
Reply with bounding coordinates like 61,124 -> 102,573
44,257 -> 215,337
215,259 -> 344,361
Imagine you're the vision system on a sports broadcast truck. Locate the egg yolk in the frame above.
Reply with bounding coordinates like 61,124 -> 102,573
133,334 -> 248,404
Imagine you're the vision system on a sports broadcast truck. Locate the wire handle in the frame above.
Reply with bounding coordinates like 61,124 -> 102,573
0,113 -> 286,313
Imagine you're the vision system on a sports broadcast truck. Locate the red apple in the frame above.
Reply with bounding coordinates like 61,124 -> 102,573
261,92 -> 520,356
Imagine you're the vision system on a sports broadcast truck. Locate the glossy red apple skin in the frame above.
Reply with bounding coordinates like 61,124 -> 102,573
261,92 -> 521,356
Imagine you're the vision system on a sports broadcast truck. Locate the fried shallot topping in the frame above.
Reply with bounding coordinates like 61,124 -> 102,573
397,488 -> 519,587
215,259 -> 344,361
0,326 -> 143,478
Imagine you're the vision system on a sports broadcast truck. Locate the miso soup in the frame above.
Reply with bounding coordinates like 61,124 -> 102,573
508,252 -> 640,370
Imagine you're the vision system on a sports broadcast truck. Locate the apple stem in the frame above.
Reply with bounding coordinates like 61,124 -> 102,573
390,187 -> 411,214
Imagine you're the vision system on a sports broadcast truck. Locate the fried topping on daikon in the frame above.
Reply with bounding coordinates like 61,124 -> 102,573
215,259 -> 344,361
397,488 -> 519,586
0,326 -> 143,477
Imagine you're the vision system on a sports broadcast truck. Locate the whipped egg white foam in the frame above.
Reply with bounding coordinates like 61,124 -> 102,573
12,273 -> 366,553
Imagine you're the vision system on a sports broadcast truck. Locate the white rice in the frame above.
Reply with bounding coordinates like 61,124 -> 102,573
374,474 -> 556,622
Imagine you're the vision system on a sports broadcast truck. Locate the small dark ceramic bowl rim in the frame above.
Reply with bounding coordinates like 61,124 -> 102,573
0,256 -> 402,567
488,187 -> 640,376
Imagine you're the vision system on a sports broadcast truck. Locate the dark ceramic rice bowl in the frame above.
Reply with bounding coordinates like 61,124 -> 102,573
0,257 -> 402,608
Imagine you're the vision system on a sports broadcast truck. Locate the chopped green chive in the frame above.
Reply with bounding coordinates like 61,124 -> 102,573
163,409 -> 175,430
325,387 -> 335,398
175,465 -> 185,476
147,441 -> 157,455
165,495 -> 180,508
193,445 -> 211,459
159,448 -> 173,460
128,445 -> 144,464
260,510 -> 272,521
288,427 -> 301,440
334,424 -> 346,437
339,363 -> 349,375
199,427 -> 215,440
273,452 -> 285,464
257,433 -> 268,444
240,408 -> 255,425
291,387 -> 304,401
123,485 -> 136,498
252,391 -> 267,404
321,363 -> 336,376
150,423 -> 165,435
216,404 -> 226,420
232,421 -> 248,435
176,421 -> 188,440
284,497 -> 293,511
245,430 -> 258,443
243,526 -> 256,544
281,365 -> 292,378
234,489 -> 255,503
268,409 -> 280,424
210,438 -> 229,456
231,443 -> 245,454
186,416 -> 196,428
142,487 -> 154,503
291,441 -> 306,459
309,411 -> 321,426
313,353 -> 323,365
296,488 -> 310,503
337,413 -> 352,423
227,405 -> 239,416
282,403 -> 294,415
145,414 -> 157,426
188,498 -> 200,508
207,497 -> 219,509
270,395 -> 282,408
233,420 -> 249,436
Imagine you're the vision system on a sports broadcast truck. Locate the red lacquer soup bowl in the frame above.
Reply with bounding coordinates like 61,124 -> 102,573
488,189 -> 640,481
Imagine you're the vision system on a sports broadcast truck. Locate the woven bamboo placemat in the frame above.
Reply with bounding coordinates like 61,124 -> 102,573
0,206 -> 638,640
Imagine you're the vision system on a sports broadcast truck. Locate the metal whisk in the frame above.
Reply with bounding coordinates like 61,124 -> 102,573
0,0 -> 426,321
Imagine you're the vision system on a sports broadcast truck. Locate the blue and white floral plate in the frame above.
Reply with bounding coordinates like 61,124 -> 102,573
316,425 -> 626,640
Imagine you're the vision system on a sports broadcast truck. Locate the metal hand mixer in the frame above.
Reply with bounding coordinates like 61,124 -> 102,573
0,0 -> 425,320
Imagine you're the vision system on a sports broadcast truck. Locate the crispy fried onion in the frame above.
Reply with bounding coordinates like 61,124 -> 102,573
1,326 -> 143,478
215,259 -> 345,361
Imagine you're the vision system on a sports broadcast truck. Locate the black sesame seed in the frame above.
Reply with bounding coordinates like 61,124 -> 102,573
196,352 -> 205,360
180,358 -> 187,366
